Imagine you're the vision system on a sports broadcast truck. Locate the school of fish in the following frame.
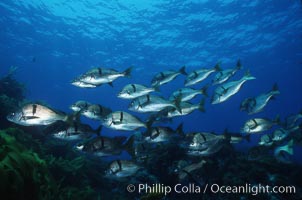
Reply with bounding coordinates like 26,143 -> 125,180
6,60 -> 302,180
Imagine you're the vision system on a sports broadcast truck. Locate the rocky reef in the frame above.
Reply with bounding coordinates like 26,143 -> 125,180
0,66 -> 25,129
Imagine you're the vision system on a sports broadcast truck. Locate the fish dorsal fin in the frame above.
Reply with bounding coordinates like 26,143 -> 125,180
193,71 -> 198,78
214,62 -> 221,71
160,72 -> 165,78
179,66 -> 187,75
236,59 -> 242,69
272,83 -> 278,91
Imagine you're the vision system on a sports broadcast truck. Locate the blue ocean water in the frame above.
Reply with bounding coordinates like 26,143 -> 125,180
1,0 -> 302,199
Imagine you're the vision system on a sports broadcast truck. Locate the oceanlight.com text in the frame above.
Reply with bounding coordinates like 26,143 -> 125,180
209,183 -> 296,196
127,183 -> 296,196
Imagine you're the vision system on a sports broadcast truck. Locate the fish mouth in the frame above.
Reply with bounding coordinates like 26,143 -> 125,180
240,128 -> 247,134
6,113 -> 15,122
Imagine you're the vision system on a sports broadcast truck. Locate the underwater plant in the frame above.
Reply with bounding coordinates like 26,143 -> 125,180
0,128 -> 58,200
0,128 -> 104,200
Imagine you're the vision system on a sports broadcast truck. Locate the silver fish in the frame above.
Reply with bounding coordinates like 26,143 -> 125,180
103,111 -> 146,131
272,126 -> 299,142
211,71 -> 256,104
50,122 -> 101,141
176,160 -> 206,181
118,84 -> 157,99
169,85 -> 208,102
7,103 -> 67,126
151,66 -> 187,87
258,134 -> 273,146
185,63 -> 220,86
70,100 -> 91,112
81,104 -> 112,120
274,140 -> 294,163
165,100 -> 205,118
240,83 -> 280,114
182,132 -> 226,157
71,79 -> 97,88
128,94 -> 178,113
241,116 -> 280,134
105,160 -> 141,178
73,67 -> 132,87
212,60 -> 242,85
76,135 -> 134,157
144,123 -> 184,143
186,138 -> 225,157
284,111 -> 302,129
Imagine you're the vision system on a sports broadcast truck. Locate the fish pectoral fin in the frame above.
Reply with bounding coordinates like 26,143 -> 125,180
108,82 -> 114,87
112,121 -> 122,125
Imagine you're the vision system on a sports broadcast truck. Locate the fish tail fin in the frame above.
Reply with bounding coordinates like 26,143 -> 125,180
274,115 -> 281,125
244,134 -> 251,142
200,84 -> 209,97
222,129 -> 231,142
214,62 -> 222,71
123,135 -> 135,158
65,111 -> 81,124
123,67 -> 133,77
94,125 -> 103,136
288,125 -> 299,133
243,70 -> 256,81
146,118 -> 155,129
198,98 -> 206,112
176,123 -> 185,136
286,140 -> 294,155
179,66 -> 187,75
153,85 -> 160,92
173,96 -> 182,114
236,59 -> 242,70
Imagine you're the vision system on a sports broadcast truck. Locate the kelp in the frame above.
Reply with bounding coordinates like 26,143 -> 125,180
0,129 -> 57,200
0,128 -> 102,200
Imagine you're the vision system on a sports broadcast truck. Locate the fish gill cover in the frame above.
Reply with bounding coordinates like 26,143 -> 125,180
1,0 -> 302,200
